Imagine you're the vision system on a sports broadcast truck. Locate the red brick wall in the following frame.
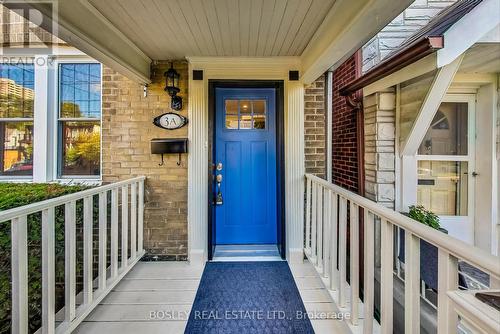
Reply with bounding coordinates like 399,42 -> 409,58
332,54 -> 362,193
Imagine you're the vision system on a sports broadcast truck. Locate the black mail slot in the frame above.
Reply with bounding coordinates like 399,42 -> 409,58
418,179 -> 435,186
151,138 -> 188,154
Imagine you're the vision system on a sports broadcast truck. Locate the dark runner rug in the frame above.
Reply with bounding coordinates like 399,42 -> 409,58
184,261 -> 315,334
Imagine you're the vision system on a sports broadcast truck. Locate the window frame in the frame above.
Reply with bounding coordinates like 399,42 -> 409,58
54,59 -> 102,180
0,59 -> 35,180
415,94 -> 476,220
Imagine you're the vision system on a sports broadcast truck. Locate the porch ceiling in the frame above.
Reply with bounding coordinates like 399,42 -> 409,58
9,0 -> 413,84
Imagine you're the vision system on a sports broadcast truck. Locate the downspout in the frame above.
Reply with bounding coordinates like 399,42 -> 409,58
326,71 -> 333,183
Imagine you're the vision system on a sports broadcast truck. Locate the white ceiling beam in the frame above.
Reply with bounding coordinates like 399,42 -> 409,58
300,0 -> 413,85
6,0 -> 152,84
401,55 -> 464,157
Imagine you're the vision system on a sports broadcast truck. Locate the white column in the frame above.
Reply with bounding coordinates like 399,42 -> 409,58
286,81 -> 305,263
187,64 -> 208,264
33,55 -> 54,182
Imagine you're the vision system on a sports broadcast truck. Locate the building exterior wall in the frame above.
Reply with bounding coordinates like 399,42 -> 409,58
363,89 -> 396,208
304,75 -> 326,178
101,61 -> 189,260
331,54 -> 361,193
362,0 -> 457,73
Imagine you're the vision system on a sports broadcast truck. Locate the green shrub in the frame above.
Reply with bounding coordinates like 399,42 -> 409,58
0,183 -> 90,334
408,205 -> 441,230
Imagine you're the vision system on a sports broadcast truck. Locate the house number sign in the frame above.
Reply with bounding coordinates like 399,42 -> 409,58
153,112 -> 188,130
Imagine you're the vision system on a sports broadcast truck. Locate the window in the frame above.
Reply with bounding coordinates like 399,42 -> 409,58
0,63 -> 34,176
416,101 -> 473,217
225,99 -> 266,130
58,63 -> 101,177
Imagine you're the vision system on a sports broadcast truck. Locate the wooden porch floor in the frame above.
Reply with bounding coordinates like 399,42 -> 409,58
74,260 -> 350,334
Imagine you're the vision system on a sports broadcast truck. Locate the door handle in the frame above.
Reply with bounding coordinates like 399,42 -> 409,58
215,173 -> 223,205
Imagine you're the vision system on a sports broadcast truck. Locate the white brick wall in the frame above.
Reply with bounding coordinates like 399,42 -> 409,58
362,0 -> 457,73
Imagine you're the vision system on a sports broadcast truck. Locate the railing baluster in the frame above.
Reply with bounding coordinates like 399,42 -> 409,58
323,188 -> 332,278
305,177 -> 312,254
64,202 -> 76,322
42,207 -> 55,334
405,230 -> 420,334
363,210 -> 374,334
339,197 -> 347,307
131,182 -> 137,260
83,197 -> 93,305
121,186 -> 129,268
138,180 -> 144,252
311,182 -> 317,262
329,192 -> 338,290
437,249 -> 458,334
11,215 -> 28,334
98,192 -> 107,290
111,188 -> 119,278
317,185 -> 323,270
350,202 -> 359,325
380,218 -> 394,334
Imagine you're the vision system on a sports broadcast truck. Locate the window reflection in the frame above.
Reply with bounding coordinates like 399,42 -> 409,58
0,122 -> 33,176
61,122 -> 100,176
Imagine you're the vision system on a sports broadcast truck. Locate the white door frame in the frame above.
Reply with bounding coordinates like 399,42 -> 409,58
415,94 -> 476,244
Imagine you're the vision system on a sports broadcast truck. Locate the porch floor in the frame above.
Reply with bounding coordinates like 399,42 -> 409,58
74,260 -> 350,334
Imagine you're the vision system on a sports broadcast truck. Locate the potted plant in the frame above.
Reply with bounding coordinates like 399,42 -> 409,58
398,206 -> 466,291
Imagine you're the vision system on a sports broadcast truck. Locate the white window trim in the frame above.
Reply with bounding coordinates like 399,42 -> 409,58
0,52 -> 103,183
53,59 -> 102,182
0,56 -> 35,181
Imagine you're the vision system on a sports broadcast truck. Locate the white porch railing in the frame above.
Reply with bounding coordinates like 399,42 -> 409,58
304,174 -> 500,334
2,176 -> 145,334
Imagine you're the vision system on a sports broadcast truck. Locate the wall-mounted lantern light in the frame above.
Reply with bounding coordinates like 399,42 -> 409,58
164,62 -> 182,111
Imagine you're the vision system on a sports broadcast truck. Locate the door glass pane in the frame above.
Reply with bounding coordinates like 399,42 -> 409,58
225,100 -> 238,114
0,122 -> 33,176
418,102 -> 468,155
417,160 -> 468,216
225,115 -> 238,129
253,115 -> 266,129
239,100 -> 251,114
252,100 -> 266,114
60,121 -> 101,176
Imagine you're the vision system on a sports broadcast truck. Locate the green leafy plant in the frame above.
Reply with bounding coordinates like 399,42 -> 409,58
408,205 -> 441,230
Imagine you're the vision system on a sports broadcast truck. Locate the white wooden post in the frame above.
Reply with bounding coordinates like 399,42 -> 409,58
98,192 -> 107,290
317,185 -> 323,270
323,189 -> 332,278
121,186 -> 129,268
42,207 -> 55,334
350,202 -> 359,325
405,230 -> 421,334
329,192 -> 338,290
339,197 -> 347,307
437,249 -> 459,334
64,202 -> 76,322
363,210 -> 375,334
311,182 -> 317,262
138,180 -> 144,252
111,189 -> 119,278
11,215 -> 28,334
83,197 -> 93,305
305,177 -> 312,254
131,182 -> 137,260
380,218 -> 394,334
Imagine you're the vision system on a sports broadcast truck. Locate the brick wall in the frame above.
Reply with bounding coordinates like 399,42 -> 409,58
101,61 -> 188,260
304,75 -> 326,178
331,55 -> 361,193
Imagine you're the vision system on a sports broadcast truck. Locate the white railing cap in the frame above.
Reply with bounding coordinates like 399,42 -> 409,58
305,173 -> 500,280
0,176 -> 146,222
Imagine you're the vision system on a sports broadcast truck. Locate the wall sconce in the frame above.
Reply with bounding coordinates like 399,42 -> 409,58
164,62 -> 182,111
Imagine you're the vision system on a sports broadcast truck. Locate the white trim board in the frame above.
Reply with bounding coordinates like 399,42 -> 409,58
186,57 -> 305,265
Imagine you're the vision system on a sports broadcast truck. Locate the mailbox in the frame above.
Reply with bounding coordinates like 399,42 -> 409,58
151,138 -> 188,166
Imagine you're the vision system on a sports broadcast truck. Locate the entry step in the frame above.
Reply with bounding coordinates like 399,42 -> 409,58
213,244 -> 283,262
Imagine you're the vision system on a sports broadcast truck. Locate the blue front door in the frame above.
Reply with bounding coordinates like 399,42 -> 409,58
215,88 -> 277,244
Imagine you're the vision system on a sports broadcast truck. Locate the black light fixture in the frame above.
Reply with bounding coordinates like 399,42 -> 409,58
164,62 -> 182,111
